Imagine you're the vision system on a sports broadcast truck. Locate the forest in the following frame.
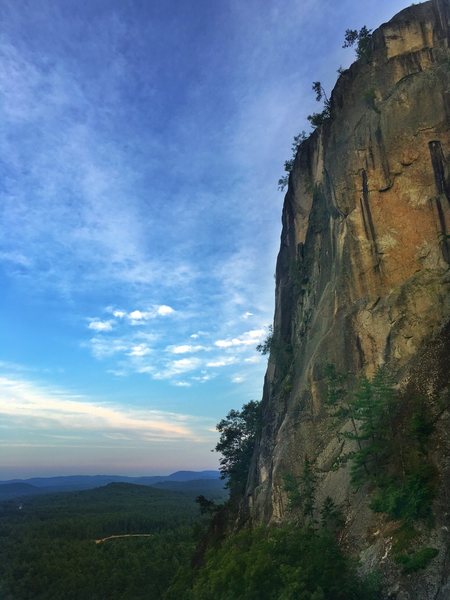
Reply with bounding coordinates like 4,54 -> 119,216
0,482 -> 226,599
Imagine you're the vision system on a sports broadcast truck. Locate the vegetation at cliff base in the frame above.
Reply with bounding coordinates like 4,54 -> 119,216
395,547 -> 439,574
166,520 -> 381,599
179,525 -> 380,600
164,399 -> 381,599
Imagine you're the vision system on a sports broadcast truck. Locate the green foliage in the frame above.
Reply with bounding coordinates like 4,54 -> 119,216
283,473 -> 303,512
320,496 -> 345,534
370,464 -> 437,523
391,523 -> 419,554
215,400 -> 261,497
343,26 -> 373,60
186,525 -> 381,599
278,131 -> 308,191
312,81 -> 326,103
301,458 -> 318,520
395,547 -> 439,573
325,366 -> 437,528
307,81 -> 331,129
307,110 -> 330,128
291,131 -> 308,151
409,397 -> 435,453
195,495 -> 219,516
348,370 -> 397,484
283,457 -> 318,521
324,364 -> 347,408
256,326 -> 293,384
256,325 -> 273,355
278,176 -> 290,192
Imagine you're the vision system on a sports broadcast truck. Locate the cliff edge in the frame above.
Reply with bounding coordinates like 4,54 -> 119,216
245,1 -> 450,598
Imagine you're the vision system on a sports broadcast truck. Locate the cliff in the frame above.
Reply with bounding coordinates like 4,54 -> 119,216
245,1 -> 450,598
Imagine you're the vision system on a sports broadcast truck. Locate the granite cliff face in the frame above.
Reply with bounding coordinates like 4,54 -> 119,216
245,1 -> 450,597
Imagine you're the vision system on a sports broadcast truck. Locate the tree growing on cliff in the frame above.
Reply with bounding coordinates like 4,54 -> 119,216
325,365 -> 437,526
283,456 -> 318,522
256,325 -> 273,355
215,400 -> 261,497
343,26 -> 373,60
307,81 -> 331,129
278,131 -> 308,191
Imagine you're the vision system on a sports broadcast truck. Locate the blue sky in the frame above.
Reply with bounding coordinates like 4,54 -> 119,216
0,0 -> 411,479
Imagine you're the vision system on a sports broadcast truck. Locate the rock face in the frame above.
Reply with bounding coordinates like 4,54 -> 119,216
245,1 -> 450,597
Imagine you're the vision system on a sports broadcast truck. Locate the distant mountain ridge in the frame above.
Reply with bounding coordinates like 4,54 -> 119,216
0,470 -> 221,500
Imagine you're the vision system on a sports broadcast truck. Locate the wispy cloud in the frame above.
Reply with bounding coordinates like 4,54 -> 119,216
153,357 -> 203,381
126,305 -> 175,324
214,329 -> 265,349
127,344 -> 152,357
0,36 -> 197,297
206,357 -> 237,368
167,344 -> 209,354
173,381 -> 191,388
0,375 -> 212,442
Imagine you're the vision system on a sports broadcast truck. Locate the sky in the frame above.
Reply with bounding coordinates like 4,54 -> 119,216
0,0 -> 412,479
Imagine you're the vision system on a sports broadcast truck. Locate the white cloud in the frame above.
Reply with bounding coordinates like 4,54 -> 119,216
173,381 -> 191,388
0,375 -> 206,441
206,357 -> 237,368
136,365 -> 155,375
192,373 -> 216,383
244,356 -> 261,364
171,358 -> 201,371
190,331 -> 208,339
168,344 -> 208,354
112,310 -> 126,318
89,337 -> 130,359
128,305 -> 175,324
153,357 -> 202,380
231,375 -> 245,384
88,320 -> 113,332
128,344 -> 151,357
214,329 -> 265,349
87,329 -> 160,363
156,305 -> 175,316
242,311 -> 254,319
129,310 -> 147,321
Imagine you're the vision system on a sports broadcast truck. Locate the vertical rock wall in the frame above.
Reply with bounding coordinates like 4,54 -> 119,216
245,1 -> 450,597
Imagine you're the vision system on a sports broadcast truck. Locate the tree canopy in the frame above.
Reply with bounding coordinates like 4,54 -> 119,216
215,400 -> 261,497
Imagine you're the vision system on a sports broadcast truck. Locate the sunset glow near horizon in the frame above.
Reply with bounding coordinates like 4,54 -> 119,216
0,0 -> 412,479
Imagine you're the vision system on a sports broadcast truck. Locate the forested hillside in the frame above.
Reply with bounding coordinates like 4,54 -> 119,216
0,483 -> 226,599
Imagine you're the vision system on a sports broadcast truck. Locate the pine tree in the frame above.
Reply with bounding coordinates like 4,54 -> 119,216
301,456 -> 318,520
